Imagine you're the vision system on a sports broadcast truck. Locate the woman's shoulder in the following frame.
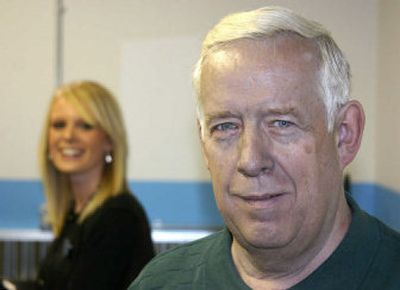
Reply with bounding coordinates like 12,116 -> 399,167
102,191 -> 144,212
84,192 -> 148,231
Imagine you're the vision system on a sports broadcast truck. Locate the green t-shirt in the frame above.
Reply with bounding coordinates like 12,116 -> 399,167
130,197 -> 400,289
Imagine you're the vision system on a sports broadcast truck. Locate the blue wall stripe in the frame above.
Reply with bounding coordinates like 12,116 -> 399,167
0,179 -> 399,231
0,180 -> 44,228
350,182 -> 378,215
0,179 -> 223,229
350,183 -> 400,231
372,185 -> 400,230
129,181 -> 223,228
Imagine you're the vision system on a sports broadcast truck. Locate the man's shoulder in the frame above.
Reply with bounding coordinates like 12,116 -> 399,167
350,195 -> 400,255
374,219 -> 400,259
143,229 -> 224,270
358,218 -> 400,289
129,229 -> 227,289
359,209 -> 400,253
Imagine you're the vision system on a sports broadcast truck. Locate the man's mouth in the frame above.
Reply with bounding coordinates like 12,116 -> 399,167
241,193 -> 283,201
236,192 -> 287,208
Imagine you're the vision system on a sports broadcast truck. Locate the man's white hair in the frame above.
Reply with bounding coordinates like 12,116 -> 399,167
193,6 -> 351,131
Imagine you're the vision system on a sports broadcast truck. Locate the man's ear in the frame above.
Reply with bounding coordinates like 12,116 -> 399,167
197,119 -> 209,170
335,100 -> 365,169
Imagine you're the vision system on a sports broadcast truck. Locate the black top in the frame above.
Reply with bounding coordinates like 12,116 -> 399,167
37,192 -> 154,290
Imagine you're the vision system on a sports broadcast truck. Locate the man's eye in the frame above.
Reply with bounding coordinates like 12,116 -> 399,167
209,122 -> 239,140
213,123 -> 237,132
272,120 -> 293,128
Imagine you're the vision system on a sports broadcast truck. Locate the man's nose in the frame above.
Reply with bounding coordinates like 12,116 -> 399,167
237,127 -> 274,177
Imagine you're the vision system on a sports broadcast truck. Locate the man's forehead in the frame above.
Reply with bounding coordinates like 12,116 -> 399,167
205,33 -> 321,70
202,95 -> 302,116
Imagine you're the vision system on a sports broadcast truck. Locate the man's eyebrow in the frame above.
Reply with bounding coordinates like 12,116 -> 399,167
203,106 -> 300,125
265,106 -> 297,116
204,111 -> 240,123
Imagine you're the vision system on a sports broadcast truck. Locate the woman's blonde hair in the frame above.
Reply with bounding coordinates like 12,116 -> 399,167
39,80 -> 129,236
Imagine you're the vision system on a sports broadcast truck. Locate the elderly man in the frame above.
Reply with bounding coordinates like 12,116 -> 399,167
130,6 -> 400,289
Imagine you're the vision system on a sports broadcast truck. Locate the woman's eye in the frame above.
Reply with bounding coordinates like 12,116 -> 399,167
79,122 -> 94,130
51,121 -> 65,129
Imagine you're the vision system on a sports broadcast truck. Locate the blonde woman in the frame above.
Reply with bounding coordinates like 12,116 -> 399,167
37,81 -> 154,290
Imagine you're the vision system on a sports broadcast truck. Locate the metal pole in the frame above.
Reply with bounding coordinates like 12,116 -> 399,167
55,0 -> 65,87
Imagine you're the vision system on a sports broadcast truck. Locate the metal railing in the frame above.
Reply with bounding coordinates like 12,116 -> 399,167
0,228 -> 216,281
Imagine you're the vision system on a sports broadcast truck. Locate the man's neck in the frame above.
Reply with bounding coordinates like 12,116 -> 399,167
231,200 -> 352,290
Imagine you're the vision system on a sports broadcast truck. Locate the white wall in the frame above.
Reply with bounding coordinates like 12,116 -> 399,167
0,0 -> 387,188
377,0 -> 400,192
0,0 -> 55,178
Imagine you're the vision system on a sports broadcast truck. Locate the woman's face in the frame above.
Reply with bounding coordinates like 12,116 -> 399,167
48,97 -> 112,181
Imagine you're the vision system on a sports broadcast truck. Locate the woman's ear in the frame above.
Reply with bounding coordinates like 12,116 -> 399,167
335,100 -> 365,169
104,135 -> 113,152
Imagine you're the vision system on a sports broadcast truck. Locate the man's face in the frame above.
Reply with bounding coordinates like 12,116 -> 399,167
199,36 -> 344,253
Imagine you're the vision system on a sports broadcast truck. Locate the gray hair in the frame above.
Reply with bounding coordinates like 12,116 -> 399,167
193,6 -> 351,131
